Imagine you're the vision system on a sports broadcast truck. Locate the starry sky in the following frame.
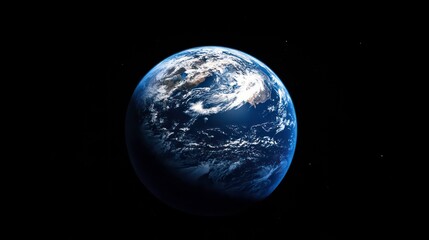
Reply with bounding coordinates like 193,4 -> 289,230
47,30 -> 399,238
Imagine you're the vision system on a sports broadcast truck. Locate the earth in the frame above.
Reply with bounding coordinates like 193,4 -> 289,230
125,46 -> 297,215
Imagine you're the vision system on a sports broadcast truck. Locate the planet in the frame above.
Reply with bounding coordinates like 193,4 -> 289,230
125,46 -> 297,215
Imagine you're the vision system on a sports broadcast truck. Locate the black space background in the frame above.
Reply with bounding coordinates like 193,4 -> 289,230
43,27 -> 407,239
